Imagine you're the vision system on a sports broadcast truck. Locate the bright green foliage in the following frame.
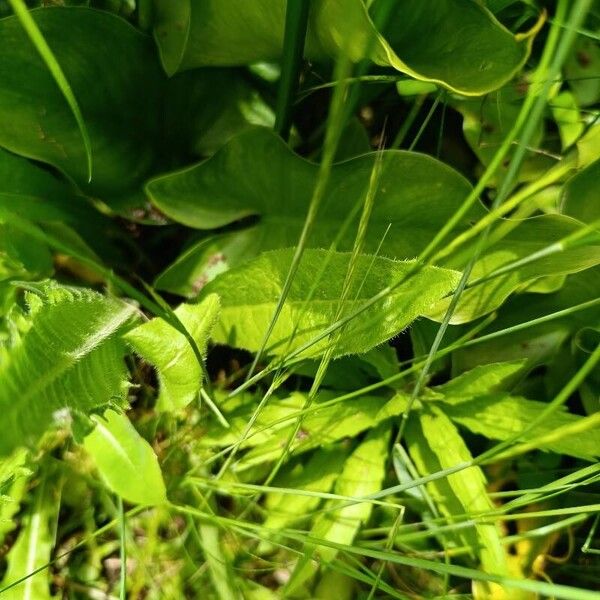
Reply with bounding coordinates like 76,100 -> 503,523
453,267 -> 600,372
406,409 -> 508,580
435,360 -> 527,398
0,282 -> 135,456
153,0 -> 538,95
199,391 -> 410,471
432,214 -> 600,323
0,470 -> 58,600
263,447 -> 347,531
202,249 -> 460,357
83,410 -> 167,505
286,425 -> 390,593
0,449 -> 29,545
0,1 -> 598,598
0,7 -> 163,195
124,295 -> 220,412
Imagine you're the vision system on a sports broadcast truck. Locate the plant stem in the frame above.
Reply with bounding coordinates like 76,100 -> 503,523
274,0 -> 311,140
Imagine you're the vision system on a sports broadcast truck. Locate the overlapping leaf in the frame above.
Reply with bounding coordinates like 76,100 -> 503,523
149,127 -> 476,295
84,410 -> 167,505
124,295 -> 220,412
153,0 -> 539,95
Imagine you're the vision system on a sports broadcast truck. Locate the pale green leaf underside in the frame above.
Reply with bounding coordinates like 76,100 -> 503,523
84,410 -> 167,506
154,0 -> 538,95
407,409 -> 507,578
201,249 -> 460,359
124,295 -> 220,412
0,282 -> 134,456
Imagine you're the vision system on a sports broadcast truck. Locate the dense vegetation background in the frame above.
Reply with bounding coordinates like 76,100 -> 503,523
0,0 -> 599,598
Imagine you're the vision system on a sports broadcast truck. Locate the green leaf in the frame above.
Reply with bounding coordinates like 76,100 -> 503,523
0,449 -> 30,545
124,295 -> 220,412
200,390 -> 410,472
263,447 -> 348,531
452,267 -> 600,372
434,361 -> 527,399
201,248 -> 460,359
561,158 -> 600,224
0,7 -> 163,195
164,68 -> 275,160
0,148 -> 114,254
286,425 -> 390,593
444,394 -> 600,461
431,214 -> 600,323
551,91 -> 584,150
451,82 -> 551,189
148,127 -> 477,294
83,410 -> 167,505
0,223 -> 53,282
153,0 -> 539,95
8,0 -> 93,181
0,470 -> 59,600
564,35 -> 600,107
406,408 -> 508,580
0,281 -> 135,456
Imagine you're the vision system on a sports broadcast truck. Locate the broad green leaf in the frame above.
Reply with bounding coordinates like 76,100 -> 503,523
286,425 -> 390,594
0,148 -> 115,256
83,410 -> 167,505
444,394 -> 600,461
0,7 -> 163,195
153,0 -> 539,95
263,447 -> 347,531
406,408 -> 508,581
124,295 -> 220,412
0,223 -> 52,282
561,158 -> 600,225
198,522 -> 241,600
0,470 -> 58,600
148,128 -> 476,294
0,282 -> 135,456
201,249 -> 460,358
435,361 -> 527,399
